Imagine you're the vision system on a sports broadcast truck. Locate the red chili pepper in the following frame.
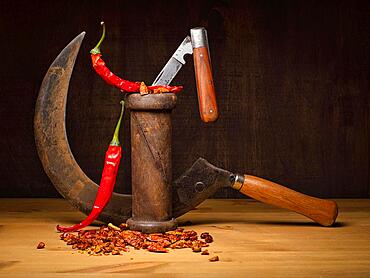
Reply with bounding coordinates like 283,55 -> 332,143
90,22 -> 183,94
56,101 -> 125,232
148,85 -> 183,94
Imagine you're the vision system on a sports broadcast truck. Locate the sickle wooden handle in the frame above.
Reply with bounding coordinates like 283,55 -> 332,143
235,175 -> 338,226
193,47 -> 218,122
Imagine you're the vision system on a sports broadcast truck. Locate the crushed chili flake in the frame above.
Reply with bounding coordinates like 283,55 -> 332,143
201,249 -> 209,255
59,224 -> 214,256
37,242 -> 45,249
139,82 -> 149,95
209,255 -> 219,262
200,232 -> 213,243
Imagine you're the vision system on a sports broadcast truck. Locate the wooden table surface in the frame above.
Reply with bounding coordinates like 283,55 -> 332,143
0,198 -> 369,277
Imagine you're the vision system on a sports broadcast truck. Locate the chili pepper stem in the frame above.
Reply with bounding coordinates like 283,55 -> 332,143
110,101 -> 125,146
56,100 -> 124,233
90,21 -> 106,55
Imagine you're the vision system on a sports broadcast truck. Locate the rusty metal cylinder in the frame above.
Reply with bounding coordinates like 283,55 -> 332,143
125,93 -> 178,233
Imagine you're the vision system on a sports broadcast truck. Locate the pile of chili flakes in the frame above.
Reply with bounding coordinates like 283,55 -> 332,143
60,223 -> 214,256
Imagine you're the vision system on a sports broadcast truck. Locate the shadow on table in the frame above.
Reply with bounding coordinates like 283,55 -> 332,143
249,220 -> 347,227
178,219 -> 348,228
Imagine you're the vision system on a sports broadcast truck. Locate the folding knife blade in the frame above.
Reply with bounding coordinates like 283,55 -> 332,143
152,36 -> 193,86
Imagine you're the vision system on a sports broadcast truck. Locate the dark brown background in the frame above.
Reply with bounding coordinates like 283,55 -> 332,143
0,0 -> 369,198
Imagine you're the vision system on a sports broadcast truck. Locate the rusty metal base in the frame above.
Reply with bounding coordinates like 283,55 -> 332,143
126,218 -> 177,234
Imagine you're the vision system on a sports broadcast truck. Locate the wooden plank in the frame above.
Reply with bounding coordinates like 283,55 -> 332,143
0,1 -> 369,198
0,199 -> 369,277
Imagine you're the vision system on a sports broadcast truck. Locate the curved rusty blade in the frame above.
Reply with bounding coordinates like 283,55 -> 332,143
34,32 -> 214,225
34,32 -> 132,224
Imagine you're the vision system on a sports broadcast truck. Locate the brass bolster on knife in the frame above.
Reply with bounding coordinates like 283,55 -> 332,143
231,174 -> 244,191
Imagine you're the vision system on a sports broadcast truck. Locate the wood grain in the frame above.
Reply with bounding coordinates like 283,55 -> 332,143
0,198 -> 369,277
193,47 -> 219,122
127,94 -> 177,232
238,175 -> 338,226
0,1 -> 369,198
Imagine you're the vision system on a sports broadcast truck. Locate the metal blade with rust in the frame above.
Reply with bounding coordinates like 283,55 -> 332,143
34,33 -> 201,225
34,33 -> 337,227
172,158 -> 233,217
174,158 -> 338,226
34,32 -> 132,225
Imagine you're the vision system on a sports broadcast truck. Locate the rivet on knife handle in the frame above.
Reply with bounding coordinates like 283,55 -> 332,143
191,27 -> 219,123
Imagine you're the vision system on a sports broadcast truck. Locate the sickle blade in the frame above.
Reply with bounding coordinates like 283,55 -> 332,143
34,32 -> 132,224
34,32 -> 204,226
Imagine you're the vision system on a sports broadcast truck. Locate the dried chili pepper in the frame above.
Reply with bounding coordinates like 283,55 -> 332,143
90,22 -> 183,94
37,242 -> 45,249
60,226 -> 214,255
56,101 -> 125,232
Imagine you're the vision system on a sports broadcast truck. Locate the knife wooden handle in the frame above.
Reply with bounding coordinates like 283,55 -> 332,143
235,175 -> 338,226
193,47 -> 218,122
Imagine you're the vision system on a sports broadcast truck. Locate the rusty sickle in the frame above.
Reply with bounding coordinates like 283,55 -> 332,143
35,33 -> 337,227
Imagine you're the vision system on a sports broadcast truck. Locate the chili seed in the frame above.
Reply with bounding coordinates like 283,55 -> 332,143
201,250 -> 209,255
108,223 -> 121,231
192,246 -> 202,253
209,255 -> 219,262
